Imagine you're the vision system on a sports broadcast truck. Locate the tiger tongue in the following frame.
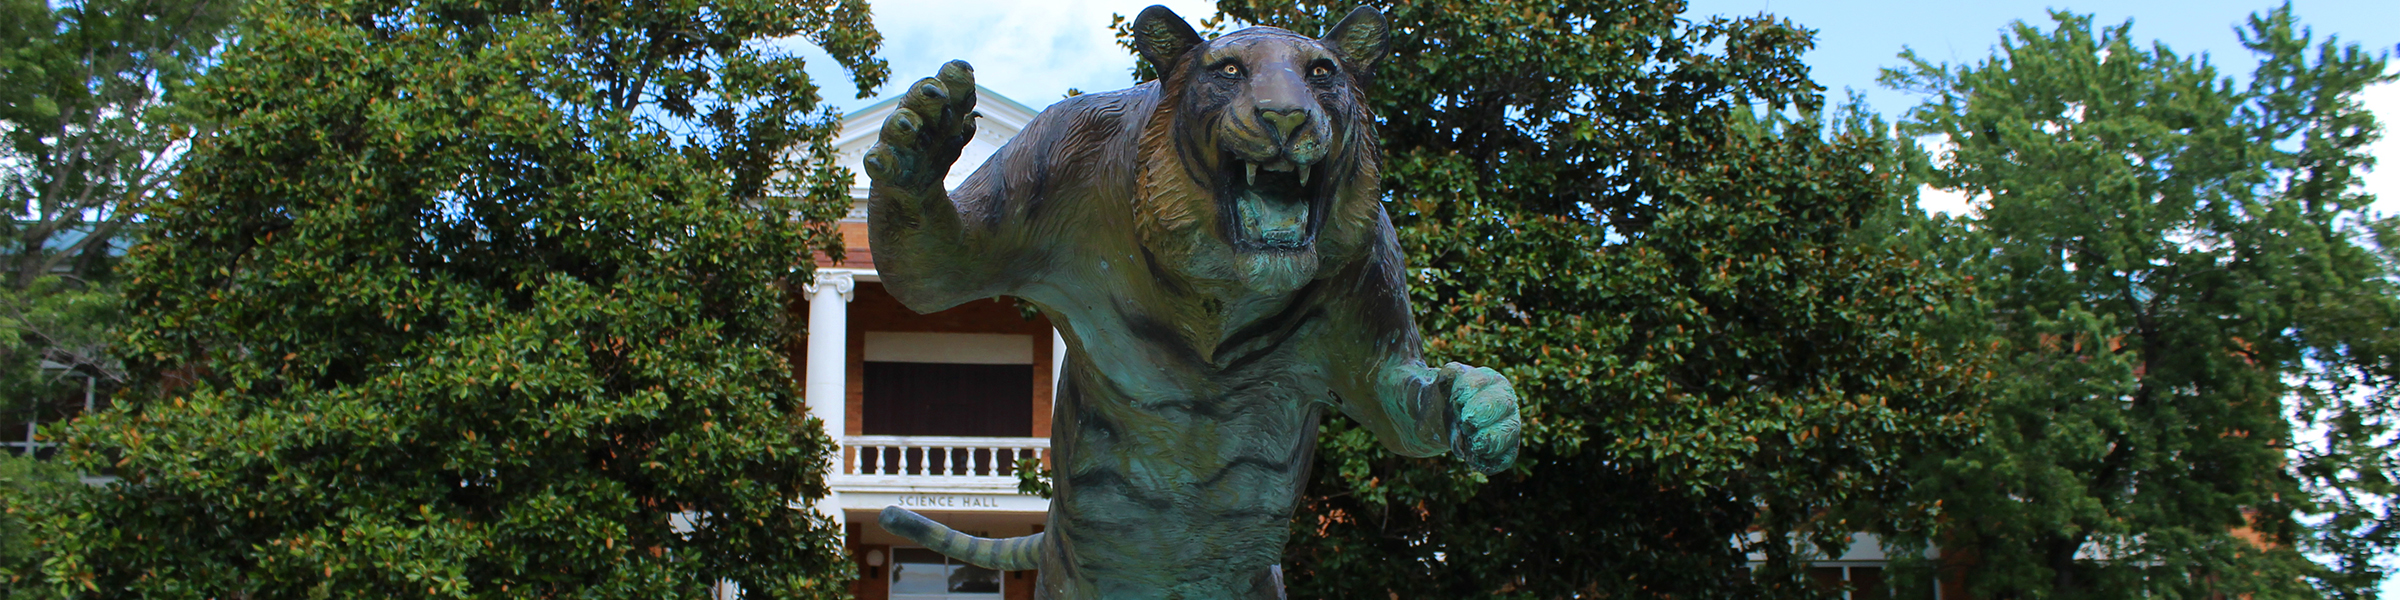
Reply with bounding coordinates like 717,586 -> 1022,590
1237,189 -> 1311,248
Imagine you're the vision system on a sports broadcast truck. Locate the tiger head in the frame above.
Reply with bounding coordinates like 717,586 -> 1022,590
1129,6 -> 1390,297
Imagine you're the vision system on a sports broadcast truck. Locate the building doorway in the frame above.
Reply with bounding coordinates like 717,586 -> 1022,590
889,547 -> 1002,600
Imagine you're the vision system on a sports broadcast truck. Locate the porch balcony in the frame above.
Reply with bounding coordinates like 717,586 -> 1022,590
832,435 -> 1050,495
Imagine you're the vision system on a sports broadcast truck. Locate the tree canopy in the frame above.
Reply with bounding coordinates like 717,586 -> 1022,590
1882,5 -> 2399,598
21,0 -> 888,596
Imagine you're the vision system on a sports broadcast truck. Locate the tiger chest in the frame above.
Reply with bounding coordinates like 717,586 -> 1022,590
1056,336 -> 1326,521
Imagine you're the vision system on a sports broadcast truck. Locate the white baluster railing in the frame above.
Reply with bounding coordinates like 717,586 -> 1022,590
834,436 -> 1049,491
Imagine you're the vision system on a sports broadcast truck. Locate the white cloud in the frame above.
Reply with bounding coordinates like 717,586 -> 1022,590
1917,185 -> 1984,219
1911,133 -> 1989,218
2362,79 -> 2400,218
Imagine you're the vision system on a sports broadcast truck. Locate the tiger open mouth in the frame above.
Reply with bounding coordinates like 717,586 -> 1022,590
1223,154 -> 1328,252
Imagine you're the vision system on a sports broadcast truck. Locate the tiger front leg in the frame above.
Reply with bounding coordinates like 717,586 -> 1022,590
864,61 -> 1007,310
1358,360 -> 1523,475
863,60 -> 978,236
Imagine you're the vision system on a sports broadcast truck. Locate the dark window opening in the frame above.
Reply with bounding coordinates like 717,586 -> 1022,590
863,362 -> 1033,437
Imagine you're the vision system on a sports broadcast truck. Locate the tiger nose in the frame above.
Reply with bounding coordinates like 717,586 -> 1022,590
1259,108 -> 1308,143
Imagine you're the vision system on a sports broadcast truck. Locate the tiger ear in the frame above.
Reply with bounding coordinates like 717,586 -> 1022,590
1132,5 -> 1204,74
1322,6 -> 1389,74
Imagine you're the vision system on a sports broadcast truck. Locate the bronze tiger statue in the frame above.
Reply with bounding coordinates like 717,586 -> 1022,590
861,6 -> 1522,598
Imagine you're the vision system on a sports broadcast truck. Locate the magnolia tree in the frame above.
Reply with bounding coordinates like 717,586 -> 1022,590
23,0 -> 888,596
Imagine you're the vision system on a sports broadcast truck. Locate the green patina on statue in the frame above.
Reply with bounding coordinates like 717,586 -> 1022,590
862,6 -> 1522,598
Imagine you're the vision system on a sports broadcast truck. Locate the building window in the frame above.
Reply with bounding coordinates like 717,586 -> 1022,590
862,362 -> 1033,437
862,332 -> 1036,438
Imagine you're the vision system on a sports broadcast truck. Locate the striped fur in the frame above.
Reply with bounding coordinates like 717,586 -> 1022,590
879,506 -> 1045,571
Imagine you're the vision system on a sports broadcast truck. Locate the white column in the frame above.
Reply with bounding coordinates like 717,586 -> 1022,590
1051,328 -> 1068,402
803,270 -> 855,538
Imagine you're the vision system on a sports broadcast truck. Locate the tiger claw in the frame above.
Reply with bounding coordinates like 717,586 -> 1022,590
939,60 -> 976,91
863,147 -> 899,182
886,109 -> 922,145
